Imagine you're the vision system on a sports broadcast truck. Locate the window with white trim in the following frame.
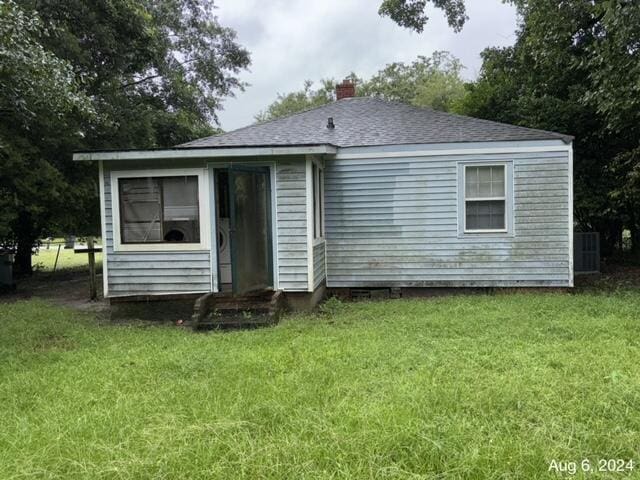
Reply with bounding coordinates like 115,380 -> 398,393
312,163 -> 324,239
118,175 -> 200,244
464,165 -> 506,232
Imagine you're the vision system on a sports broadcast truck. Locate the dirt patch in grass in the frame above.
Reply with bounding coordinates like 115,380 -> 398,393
575,262 -> 640,291
32,333 -> 77,352
1,270 -> 108,315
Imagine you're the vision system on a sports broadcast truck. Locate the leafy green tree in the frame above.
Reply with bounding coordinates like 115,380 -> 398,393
360,52 -> 466,111
0,0 -> 94,268
378,0 -> 467,32
255,79 -> 337,123
583,1 -> 640,252
255,53 -> 466,122
459,0 -> 640,254
1,0 -> 250,273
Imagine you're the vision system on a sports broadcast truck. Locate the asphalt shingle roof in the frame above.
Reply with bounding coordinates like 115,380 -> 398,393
178,97 -> 572,149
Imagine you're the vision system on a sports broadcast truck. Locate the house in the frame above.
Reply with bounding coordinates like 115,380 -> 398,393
73,81 -> 573,312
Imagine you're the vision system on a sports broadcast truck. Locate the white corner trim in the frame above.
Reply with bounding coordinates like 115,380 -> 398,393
98,161 -> 109,298
305,155 -> 314,292
74,145 -> 337,161
269,162 -> 280,291
335,145 -> 572,160
208,164 -> 218,293
568,143 -> 574,287
110,167 -> 211,252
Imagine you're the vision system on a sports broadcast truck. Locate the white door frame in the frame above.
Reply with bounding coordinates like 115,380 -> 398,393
207,161 -> 279,293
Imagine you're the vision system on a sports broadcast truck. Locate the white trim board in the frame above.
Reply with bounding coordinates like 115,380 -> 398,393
568,143 -> 574,287
108,291 -> 209,298
207,164 -> 218,293
74,145 -> 336,161
269,163 -> 280,291
109,167 -> 211,252
98,161 -> 109,297
305,155 -> 314,292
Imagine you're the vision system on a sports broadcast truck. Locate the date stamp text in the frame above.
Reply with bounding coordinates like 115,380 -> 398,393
549,459 -> 635,475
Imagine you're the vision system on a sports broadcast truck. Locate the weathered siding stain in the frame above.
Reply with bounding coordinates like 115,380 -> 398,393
103,165 -> 212,296
276,158 -> 309,291
313,241 -> 326,288
102,144 -> 569,295
325,149 -> 571,287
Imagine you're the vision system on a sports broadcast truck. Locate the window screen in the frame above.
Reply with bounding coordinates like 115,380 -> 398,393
464,165 -> 506,231
119,176 -> 200,243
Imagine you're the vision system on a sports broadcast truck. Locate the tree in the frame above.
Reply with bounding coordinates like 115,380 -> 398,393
1,0 -> 250,273
378,0 -> 467,32
360,52 -> 466,111
459,0 -> 640,254
255,79 -> 337,123
583,1 -> 640,252
255,53 -> 466,122
26,0 -> 250,147
0,0 -> 94,269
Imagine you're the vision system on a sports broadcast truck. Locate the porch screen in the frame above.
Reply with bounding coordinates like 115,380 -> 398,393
119,176 -> 200,243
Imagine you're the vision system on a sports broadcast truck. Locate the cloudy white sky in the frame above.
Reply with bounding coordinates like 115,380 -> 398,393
214,0 -> 519,131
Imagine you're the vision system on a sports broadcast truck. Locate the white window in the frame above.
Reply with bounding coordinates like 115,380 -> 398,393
312,163 -> 324,239
111,168 -> 209,252
119,176 -> 200,244
464,165 -> 506,232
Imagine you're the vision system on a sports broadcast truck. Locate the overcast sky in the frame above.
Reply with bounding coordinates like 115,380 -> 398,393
214,0 -> 519,131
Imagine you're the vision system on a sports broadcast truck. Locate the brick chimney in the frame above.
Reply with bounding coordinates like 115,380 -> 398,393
336,79 -> 355,100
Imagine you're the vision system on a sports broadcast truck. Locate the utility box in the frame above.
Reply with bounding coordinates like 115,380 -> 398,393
0,253 -> 15,290
574,232 -> 600,274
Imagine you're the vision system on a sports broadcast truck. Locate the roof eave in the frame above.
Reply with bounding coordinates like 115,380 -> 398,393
72,144 -> 337,161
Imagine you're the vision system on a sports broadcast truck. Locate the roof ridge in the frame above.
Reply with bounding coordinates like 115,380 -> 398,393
177,96 -> 572,149
177,97 -> 365,147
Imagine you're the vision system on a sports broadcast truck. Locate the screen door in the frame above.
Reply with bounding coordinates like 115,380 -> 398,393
229,166 -> 273,294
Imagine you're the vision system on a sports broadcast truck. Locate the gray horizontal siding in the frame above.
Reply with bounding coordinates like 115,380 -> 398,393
325,148 -> 571,287
313,241 -> 326,288
276,158 -> 309,291
103,164 -> 211,297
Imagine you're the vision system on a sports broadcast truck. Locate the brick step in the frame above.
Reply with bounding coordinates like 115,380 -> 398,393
191,290 -> 285,330
210,300 -> 273,310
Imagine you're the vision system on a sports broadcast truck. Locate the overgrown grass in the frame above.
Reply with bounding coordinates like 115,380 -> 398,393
1,292 -> 639,479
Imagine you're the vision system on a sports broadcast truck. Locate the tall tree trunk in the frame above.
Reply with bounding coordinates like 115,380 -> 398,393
14,212 -> 35,275
630,225 -> 640,255
14,240 -> 33,275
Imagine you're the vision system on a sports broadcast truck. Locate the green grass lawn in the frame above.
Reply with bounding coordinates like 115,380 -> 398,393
1,292 -> 639,479
32,243 -> 102,272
